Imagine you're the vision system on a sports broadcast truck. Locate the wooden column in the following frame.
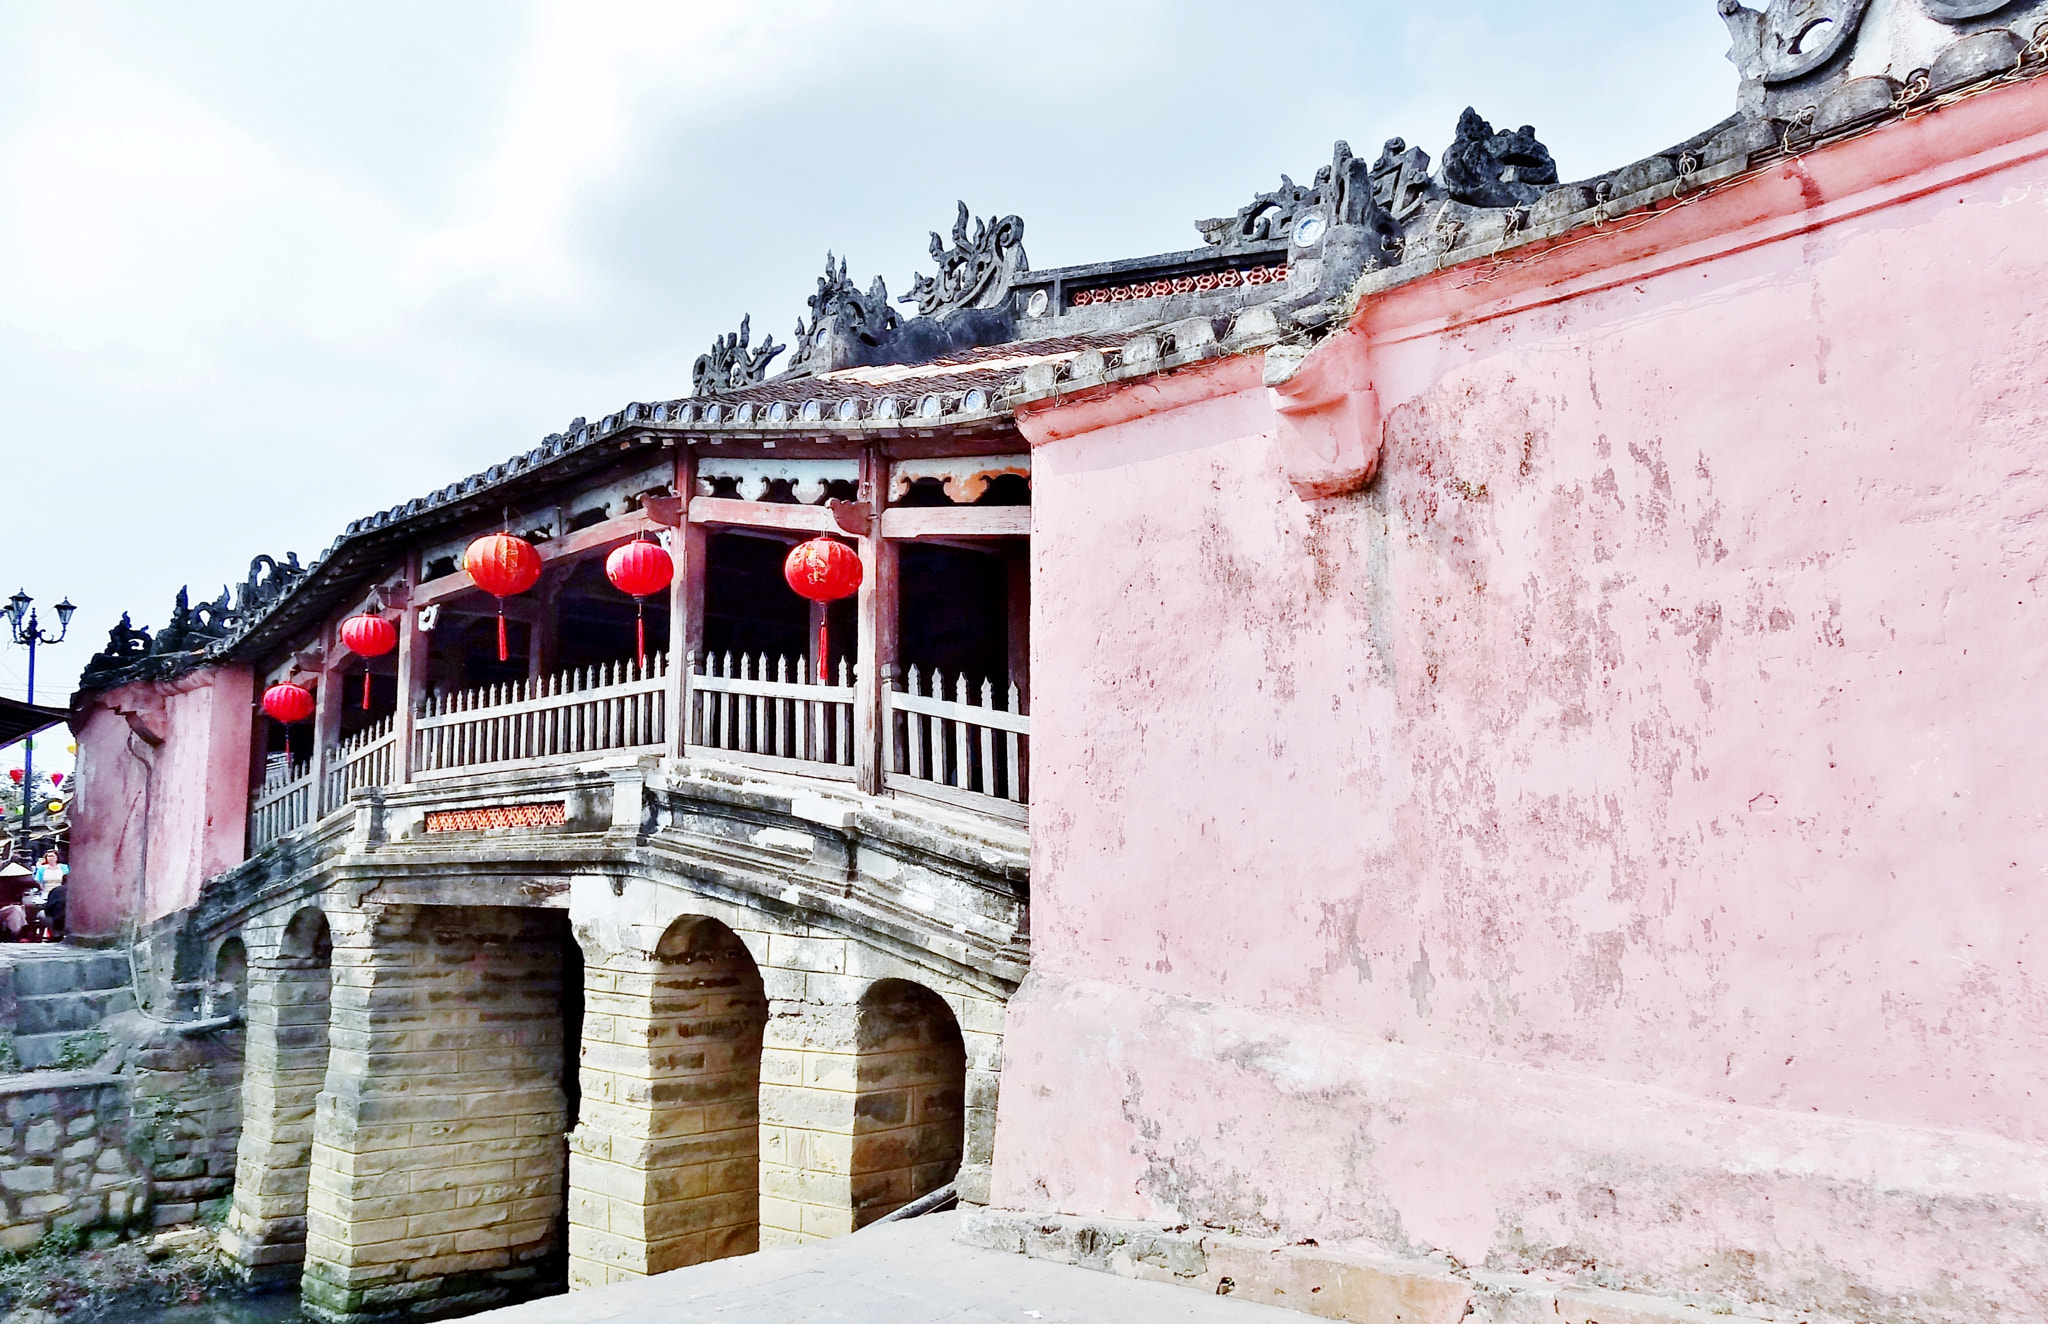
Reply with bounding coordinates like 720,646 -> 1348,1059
855,447 -> 897,798
668,448 -> 705,759
1006,542 -> 1030,705
391,552 -> 426,785
307,644 -> 344,817
530,569 -> 565,682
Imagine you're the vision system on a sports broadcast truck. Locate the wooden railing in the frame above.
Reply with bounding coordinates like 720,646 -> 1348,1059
686,651 -> 856,779
249,757 -> 316,853
413,654 -> 669,776
887,667 -> 1028,817
322,716 -> 397,816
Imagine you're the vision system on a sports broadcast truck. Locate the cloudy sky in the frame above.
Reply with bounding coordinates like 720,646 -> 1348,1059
0,0 -> 1737,742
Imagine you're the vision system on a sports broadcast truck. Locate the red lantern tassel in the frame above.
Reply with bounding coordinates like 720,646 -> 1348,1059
497,605 -> 509,662
818,620 -> 829,683
635,602 -> 647,669
362,670 -> 372,710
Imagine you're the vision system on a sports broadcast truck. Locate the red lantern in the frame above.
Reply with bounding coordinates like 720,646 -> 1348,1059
463,533 -> 543,662
783,538 -> 863,681
605,538 -> 673,668
262,681 -> 316,758
339,613 -> 397,710
48,773 -> 61,787
6,770 -> 19,785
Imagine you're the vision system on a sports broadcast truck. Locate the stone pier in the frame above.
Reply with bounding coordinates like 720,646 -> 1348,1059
567,915 -> 767,1288
222,907 -> 333,1283
301,904 -> 568,1323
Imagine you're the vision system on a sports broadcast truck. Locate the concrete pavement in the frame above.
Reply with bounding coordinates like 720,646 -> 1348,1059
474,1213 -> 1299,1324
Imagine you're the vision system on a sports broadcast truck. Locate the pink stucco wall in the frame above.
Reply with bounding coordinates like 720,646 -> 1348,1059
69,665 -> 253,938
995,81 -> 2048,1322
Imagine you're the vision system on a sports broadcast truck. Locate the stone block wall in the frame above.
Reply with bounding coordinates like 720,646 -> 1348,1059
0,1073 -> 150,1250
303,904 -> 568,1323
568,916 -> 766,1289
106,1010 -> 246,1225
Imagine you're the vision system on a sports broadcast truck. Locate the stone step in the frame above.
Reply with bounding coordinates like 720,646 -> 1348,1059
9,951 -> 131,997
13,1028 -> 116,1070
15,987 -> 136,1036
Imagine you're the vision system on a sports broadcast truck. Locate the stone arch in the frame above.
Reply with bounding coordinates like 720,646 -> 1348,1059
567,912 -> 768,1287
222,906 -> 334,1285
210,934 -> 248,1019
852,978 -> 966,1227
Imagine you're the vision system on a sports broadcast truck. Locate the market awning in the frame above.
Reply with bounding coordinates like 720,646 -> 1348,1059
0,696 -> 69,747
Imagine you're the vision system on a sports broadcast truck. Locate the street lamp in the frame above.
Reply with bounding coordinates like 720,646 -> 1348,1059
5,590 -> 73,865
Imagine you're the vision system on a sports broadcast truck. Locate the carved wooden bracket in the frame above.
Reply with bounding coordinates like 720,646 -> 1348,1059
639,492 -> 684,527
828,499 -> 872,537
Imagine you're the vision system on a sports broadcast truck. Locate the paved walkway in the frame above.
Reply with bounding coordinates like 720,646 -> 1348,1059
476,1214 -> 1296,1323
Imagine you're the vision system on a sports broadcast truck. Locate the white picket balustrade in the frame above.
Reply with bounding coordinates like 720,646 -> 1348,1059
249,757 -> 316,852
887,667 -> 1028,813
686,651 -> 855,778
322,715 -> 397,815
414,653 -> 668,776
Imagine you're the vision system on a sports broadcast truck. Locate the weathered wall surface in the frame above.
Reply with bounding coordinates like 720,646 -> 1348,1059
70,667 -> 254,940
995,83 -> 2048,1323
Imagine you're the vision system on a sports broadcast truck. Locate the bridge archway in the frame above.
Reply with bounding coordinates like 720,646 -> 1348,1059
853,979 -> 966,1227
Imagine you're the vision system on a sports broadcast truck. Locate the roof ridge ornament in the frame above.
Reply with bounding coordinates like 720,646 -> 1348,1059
1439,109 -> 1560,208
900,202 -> 1027,320
693,315 -> 785,396
787,253 -> 900,377
1198,175 -> 1317,250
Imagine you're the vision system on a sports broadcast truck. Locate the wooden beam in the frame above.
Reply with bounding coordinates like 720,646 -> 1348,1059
878,506 -> 1031,540
412,511 -> 661,608
687,496 -> 837,534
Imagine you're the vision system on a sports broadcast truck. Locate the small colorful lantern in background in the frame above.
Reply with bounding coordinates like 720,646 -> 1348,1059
604,537 -> 674,668
48,773 -> 61,787
261,680 -> 317,758
463,533 -> 543,662
6,769 -> 19,785
339,612 -> 398,709
783,538 -> 863,681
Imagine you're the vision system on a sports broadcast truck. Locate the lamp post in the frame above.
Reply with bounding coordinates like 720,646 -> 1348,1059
4,591 -> 74,864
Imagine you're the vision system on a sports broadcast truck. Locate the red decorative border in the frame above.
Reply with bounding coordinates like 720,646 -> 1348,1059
424,802 -> 568,832
1069,264 -> 1288,307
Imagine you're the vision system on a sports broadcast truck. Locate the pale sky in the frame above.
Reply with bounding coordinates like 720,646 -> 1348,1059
0,0 -> 1738,734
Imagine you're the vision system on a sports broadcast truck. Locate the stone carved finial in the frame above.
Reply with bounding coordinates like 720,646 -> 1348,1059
787,253 -> 899,375
693,315 -> 785,397
237,552 -> 304,615
1198,175 -> 1318,250
900,202 -> 1027,320
1439,109 -> 1559,208
1719,1 -> 1871,89
78,613 -> 153,687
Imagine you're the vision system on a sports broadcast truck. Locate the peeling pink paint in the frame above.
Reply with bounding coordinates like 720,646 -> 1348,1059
69,665 -> 253,938
995,79 -> 2048,1322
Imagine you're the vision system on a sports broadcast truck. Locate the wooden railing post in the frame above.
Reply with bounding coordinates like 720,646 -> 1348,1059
856,445 -> 896,797
392,551 -> 426,785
